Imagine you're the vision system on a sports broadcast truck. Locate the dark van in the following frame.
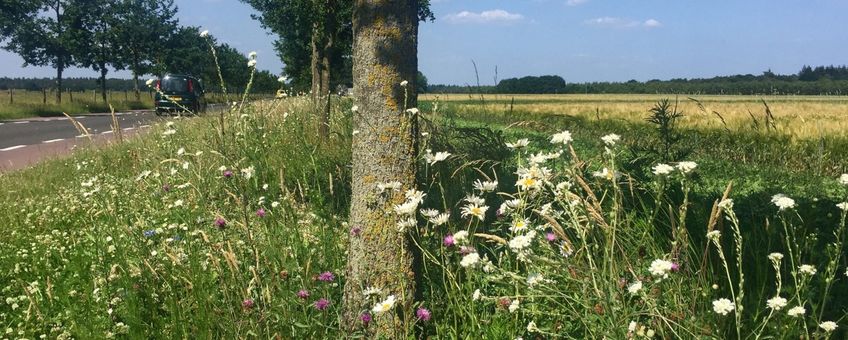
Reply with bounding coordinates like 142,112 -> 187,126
154,74 -> 207,115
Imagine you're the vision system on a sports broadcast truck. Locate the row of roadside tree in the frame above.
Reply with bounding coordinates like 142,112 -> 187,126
0,0 -> 281,104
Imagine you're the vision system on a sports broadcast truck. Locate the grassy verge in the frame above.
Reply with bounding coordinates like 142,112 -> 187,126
1,96 -> 846,338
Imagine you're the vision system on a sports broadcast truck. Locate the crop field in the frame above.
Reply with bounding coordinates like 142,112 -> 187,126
422,93 -> 848,139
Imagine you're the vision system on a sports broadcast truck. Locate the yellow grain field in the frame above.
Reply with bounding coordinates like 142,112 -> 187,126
421,93 -> 848,139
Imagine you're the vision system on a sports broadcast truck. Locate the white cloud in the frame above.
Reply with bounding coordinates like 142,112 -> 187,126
445,9 -> 524,24
585,17 -> 662,29
643,19 -> 662,28
566,0 -> 588,6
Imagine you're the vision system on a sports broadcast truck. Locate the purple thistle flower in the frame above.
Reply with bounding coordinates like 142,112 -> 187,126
214,217 -> 227,229
256,208 -> 267,218
443,234 -> 455,247
416,307 -> 431,322
459,246 -> 475,255
314,298 -> 330,311
671,262 -> 680,272
317,271 -> 335,282
350,225 -> 362,237
546,232 -> 557,242
296,290 -> 310,299
360,312 -> 372,325
223,170 -> 233,178
242,299 -> 255,309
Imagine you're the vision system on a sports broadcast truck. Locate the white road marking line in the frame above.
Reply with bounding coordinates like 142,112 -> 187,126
101,131 -> 114,134
123,127 -> 135,131
13,121 -> 29,124
0,145 -> 27,151
0,123 -> 4,126
140,125 -> 151,128
75,135 -> 89,138
43,139 -> 64,144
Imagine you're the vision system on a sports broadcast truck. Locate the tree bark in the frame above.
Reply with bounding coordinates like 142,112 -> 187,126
132,50 -> 140,101
342,0 -> 419,336
100,63 -> 108,104
317,1 -> 336,138
56,57 -> 64,104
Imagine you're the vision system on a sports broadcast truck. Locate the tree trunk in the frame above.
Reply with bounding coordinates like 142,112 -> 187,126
342,0 -> 419,336
56,56 -> 64,104
132,51 -> 140,101
310,24 -> 324,98
100,64 -> 108,103
317,4 -> 335,138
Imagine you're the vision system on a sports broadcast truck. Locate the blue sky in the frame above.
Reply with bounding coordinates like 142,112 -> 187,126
2,0 -> 847,84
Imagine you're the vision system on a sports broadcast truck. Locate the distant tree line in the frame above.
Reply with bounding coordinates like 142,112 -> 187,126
0,0 -> 281,104
0,76 -> 281,94
427,67 -> 848,95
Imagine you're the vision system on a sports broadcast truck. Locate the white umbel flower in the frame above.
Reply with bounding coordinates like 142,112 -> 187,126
601,133 -> 620,146
199,30 -> 209,37
819,321 -> 838,333
676,161 -> 697,174
248,51 -> 257,59
798,264 -> 817,276
460,252 -> 480,267
627,281 -> 643,295
652,163 -> 674,176
508,232 -> 534,251
712,298 -> 735,315
649,259 -> 674,279
453,230 -> 469,243
839,174 -> 848,185
248,59 -> 257,67
771,194 -> 796,211
508,299 -> 520,313
837,202 -> 848,211
787,306 -> 806,317
766,296 -> 787,310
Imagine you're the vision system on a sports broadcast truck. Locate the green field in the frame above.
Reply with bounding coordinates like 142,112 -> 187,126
0,89 -> 275,120
0,95 -> 846,338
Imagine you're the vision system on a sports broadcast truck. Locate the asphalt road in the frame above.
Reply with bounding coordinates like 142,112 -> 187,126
0,111 -> 164,172
0,111 -> 162,149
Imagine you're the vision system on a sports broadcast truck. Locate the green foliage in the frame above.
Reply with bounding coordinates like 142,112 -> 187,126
112,0 -> 179,87
240,0 -> 434,91
644,98 -> 688,162
496,75 -> 567,94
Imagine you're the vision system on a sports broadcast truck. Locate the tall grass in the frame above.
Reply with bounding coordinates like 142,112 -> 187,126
1,91 -> 846,338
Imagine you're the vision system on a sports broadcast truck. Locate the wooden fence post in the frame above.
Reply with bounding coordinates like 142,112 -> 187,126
69,89 -> 74,103
93,90 -> 96,101
8,89 -> 12,104
43,88 -> 47,104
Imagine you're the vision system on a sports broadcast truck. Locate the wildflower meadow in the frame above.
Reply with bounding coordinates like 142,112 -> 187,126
2,78 -> 847,338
